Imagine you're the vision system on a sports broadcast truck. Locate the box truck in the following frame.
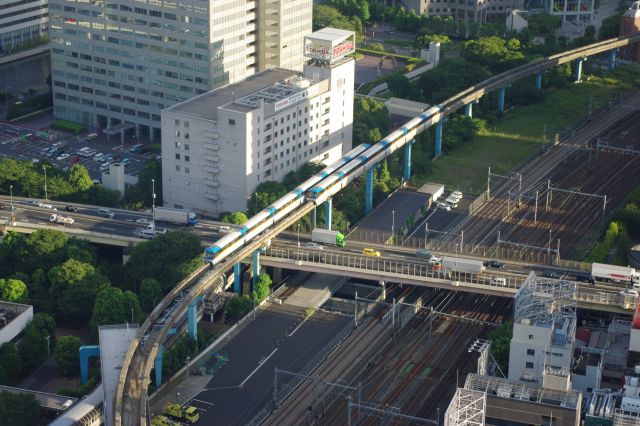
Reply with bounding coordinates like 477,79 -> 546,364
311,229 -> 346,247
591,263 -> 640,286
154,207 -> 198,226
442,256 -> 485,274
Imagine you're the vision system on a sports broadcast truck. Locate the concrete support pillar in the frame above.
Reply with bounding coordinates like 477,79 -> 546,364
233,263 -> 241,293
252,249 -> 260,291
434,120 -> 443,157
608,49 -> 617,69
79,345 -> 100,384
364,168 -> 374,214
149,127 -> 155,142
312,208 -> 317,230
402,141 -> 413,181
464,103 -> 473,118
154,345 -> 163,387
498,87 -> 506,113
120,129 -> 125,145
324,199 -> 332,230
575,58 -> 583,83
272,267 -> 282,283
380,281 -> 386,300
535,72 -> 542,90
187,296 -> 203,340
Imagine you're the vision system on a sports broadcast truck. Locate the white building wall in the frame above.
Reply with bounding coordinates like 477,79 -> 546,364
0,304 -> 33,345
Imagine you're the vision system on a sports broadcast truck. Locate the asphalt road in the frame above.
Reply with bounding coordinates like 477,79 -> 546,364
355,190 -> 430,234
185,305 -> 351,425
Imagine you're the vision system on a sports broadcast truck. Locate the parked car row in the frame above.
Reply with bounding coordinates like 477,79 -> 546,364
436,190 -> 464,211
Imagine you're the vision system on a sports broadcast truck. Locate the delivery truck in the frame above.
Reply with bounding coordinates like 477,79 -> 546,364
154,207 -> 198,226
311,228 -> 346,247
591,262 -> 640,287
442,256 -> 485,274
49,213 -> 74,225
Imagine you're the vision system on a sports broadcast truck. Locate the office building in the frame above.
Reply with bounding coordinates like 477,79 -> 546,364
402,0 -> 524,23
49,0 -> 312,141
0,0 -> 48,54
161,28 -> 355,216
508,273 -> 576,392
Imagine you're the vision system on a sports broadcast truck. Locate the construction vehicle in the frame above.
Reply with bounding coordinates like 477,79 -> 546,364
151,415 -> 180,426
163,402 -> 200,424
49,213 -> 74,225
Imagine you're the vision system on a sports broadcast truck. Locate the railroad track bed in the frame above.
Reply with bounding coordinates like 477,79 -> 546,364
446,96 -> 640,259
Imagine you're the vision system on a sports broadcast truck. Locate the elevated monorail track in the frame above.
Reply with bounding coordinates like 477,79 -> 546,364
115,36 -> 640,425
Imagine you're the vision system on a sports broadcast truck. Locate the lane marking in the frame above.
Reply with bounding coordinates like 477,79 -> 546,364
191,399 -> 215,407
239,348 -> 278,387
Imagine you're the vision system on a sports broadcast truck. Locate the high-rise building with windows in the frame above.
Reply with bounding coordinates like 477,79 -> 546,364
49,0 -> 311,141
161,29 -> 355,216
0,0 -> 48,54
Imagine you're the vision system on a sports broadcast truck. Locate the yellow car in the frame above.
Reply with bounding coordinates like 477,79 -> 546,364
363,248 -> 381,257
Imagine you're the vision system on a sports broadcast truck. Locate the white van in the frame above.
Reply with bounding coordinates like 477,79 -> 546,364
490,277 -> 506,286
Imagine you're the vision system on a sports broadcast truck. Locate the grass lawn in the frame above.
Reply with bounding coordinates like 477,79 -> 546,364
412,67 -> 640,194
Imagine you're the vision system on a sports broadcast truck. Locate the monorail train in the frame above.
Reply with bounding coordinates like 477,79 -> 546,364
203,143 -> 371,265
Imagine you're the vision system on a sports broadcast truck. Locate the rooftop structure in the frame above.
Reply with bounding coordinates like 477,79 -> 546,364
0,301 -> 33,345
509,272 -> 576,390
444,388 -> 486,426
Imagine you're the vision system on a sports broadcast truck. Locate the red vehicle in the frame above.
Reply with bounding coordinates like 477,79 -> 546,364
69,155 -> 81,164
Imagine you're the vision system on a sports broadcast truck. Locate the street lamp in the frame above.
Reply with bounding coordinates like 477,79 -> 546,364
42,165 -> 48,201
391,210 -> 395,242
45,335 -> 50,356
9,184 -> 13,211
151,178 -> 156,236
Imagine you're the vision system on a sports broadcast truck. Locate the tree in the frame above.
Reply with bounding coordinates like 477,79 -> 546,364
526,13 -> 562,36
0,278 -> 28,303
226,296 -> 252,322
91,286 -> 143,333
313,4 -> 357,32
0,342 -> 21,384
462,36 -> 526,73
57,272 -> 110,323
139,278 -> 163,313
599,14 -> 620,40
68,164 -> 93,191
0,391 -> 39,426
126,231 -> 202,292
489,320 -> 512,374
19,313 -> 56,371
15,230 -> 68,274
253,273 -> 272,302
220,211 -> 248,225
53,336 -> 82,376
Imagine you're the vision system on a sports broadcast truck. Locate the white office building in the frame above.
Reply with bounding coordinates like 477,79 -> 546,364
0,0 -> 48,54
161,28 -> 355,216
49,0 -> 311,141
508,273 -> 576,392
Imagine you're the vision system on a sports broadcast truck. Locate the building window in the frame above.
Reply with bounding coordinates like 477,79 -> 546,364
175,165 -> 181,171
184,121 -> 189,128
528,334 -> 534,339
527,349 -> 535,356
175,153 -> 181,160
174,119 -> 180,126
525,362 -> 534,369
229,118 -> 235,126
184,155 -> 190,162
185,167 -> 190,174
184,144 -> 190,151
175,141 -> 180,148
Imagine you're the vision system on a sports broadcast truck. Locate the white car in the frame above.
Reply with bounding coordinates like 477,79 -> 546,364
437,202 -> 451,211
305,242 -> 324,250
56,153 -> 70,161
94,153 -> 104,161
41,203 -> 57,211
135,218 -> 153,225
452,191 -> 463,200
620,289 -> 639,297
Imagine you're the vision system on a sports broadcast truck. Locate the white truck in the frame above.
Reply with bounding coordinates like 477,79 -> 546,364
154,207 -> 198,226
49,213 -> 74,225
135,225 -> 168,239
591,263 -> 640,287
442,256 -> 485,274
311,228 -> 346,247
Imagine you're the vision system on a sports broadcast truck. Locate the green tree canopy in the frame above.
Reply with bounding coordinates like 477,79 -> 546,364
0,391 -> 39,426
68,164 -> 93,191
0,279 -> 28,303
526,13 -> 562,36
139,278 -> 163,313
419,58 -> 492,103
0,342 -> 22,384
19,313 -> 56,371
252,273 -> 272,302
91,286 -> 143,334
313,4 -> 358,32
462,36 -> 526,72
489,320 -> 512,374
53,336 -> 82,376
220,211 -> 248,225
126,231 -> 201,293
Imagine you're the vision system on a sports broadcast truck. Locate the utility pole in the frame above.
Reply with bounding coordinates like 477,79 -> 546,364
534,190 -> 539,223
151,178 -> 156,237
487,166 -> 491,199
42,165 -> 48,201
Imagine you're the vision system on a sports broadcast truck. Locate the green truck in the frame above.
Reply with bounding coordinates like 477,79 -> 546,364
311,228 -> 346,247
163,402 -> 200,424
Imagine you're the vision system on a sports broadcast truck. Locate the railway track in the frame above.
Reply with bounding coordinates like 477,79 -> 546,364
446,95 -> 640,258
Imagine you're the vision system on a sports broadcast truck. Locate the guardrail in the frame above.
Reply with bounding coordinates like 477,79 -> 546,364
2,220 -> 142,246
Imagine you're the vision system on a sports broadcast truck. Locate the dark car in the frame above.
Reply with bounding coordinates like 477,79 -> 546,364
65,205 -> 78,212
542,271 -> 560,279
484,260 -> 506,269
575,273 -> 596,285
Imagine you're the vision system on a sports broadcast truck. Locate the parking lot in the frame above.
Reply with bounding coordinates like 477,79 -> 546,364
0,122 -> 157,180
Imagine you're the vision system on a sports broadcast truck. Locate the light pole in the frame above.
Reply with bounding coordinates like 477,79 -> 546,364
151,178 -> 156,236
131,307 -> 134,323
391,210 -> 395,242
42,165 -> 48,201
9,184 -> 13,211
45,335 -> 50,356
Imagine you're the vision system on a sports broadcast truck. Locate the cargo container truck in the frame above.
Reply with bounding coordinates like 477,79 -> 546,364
442,256 -> 485,274
591,263 -> 640,286
154,207 -> 198,226
311,228 -> 346,247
